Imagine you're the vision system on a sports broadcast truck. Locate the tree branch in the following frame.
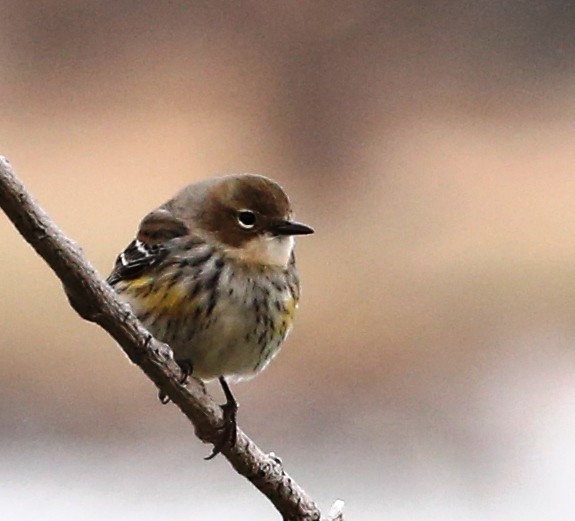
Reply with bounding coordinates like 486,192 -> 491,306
0,156 -> 344,521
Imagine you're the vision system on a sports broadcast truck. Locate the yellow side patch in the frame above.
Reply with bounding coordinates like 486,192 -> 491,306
124,277 -> 198,317
275,296 -> 297,336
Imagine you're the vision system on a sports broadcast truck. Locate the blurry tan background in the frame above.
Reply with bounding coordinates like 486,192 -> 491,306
2,1 -> 575,519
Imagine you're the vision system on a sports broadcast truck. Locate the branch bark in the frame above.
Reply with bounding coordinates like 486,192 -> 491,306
0,156 -> 344,521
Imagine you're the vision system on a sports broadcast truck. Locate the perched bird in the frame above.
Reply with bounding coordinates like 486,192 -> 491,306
107,174 -> 313,458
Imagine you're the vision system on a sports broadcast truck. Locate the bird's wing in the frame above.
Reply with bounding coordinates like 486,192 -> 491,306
107,208 -> 189,285
106,239 -> 168,285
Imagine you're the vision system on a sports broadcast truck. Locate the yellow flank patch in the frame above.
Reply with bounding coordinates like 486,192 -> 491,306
284,296 -> 297,318
126,277 -> 197,316
125,275 -> 153,289
275,296 -> 297,335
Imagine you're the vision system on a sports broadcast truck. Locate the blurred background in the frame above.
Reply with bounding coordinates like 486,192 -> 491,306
2,1 -> 575,519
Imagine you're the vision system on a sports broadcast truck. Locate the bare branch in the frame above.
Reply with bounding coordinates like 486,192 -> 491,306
0,156 -> 344,521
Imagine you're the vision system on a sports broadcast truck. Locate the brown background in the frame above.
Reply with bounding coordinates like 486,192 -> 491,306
2,2 -> 575,519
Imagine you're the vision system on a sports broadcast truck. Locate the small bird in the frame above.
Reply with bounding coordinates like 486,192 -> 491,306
107,174 -> 313,458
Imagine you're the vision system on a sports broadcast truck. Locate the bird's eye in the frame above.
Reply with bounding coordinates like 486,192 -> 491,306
237,210 -> 257,229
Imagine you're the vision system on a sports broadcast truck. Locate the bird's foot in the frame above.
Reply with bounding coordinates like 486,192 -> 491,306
158,359 -> 193,404
205,377 -> 238,460
177,359 -> 194,385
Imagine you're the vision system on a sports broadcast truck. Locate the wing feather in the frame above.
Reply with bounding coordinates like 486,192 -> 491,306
107,208 -> 189,285
107,239 -> 168,285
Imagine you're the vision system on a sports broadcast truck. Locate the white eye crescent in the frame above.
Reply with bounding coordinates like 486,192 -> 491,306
237,210 -> 257,229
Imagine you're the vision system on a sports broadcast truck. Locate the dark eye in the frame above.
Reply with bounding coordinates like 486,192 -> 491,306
237,210 -> 256,229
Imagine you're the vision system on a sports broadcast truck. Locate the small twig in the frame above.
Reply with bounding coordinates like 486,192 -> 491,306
0,156 -> 344,521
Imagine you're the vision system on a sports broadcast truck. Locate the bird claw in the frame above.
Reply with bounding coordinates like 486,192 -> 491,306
204,376 -> 239,460
204,400 -> 238,460
158,390 -> 170,404
177,359 -> 193,385
158,359 -> 193,404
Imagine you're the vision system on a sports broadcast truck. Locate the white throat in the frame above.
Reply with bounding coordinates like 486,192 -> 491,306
235,234 -> 294,267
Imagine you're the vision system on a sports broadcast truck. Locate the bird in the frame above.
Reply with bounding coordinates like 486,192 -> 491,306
106,174 -> 313,458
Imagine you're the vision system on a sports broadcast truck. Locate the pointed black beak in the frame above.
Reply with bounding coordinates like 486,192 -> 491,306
271,220 -> 314,236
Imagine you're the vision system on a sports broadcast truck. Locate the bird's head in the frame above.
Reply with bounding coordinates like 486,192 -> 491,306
169,174 -> 314,268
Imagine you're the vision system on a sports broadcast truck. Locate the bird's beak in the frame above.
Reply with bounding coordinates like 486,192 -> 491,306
271,220 -> 314,236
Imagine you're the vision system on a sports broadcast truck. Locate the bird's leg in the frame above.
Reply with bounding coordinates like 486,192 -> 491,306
158,358 -> 194,404
205,376 -> 238,460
